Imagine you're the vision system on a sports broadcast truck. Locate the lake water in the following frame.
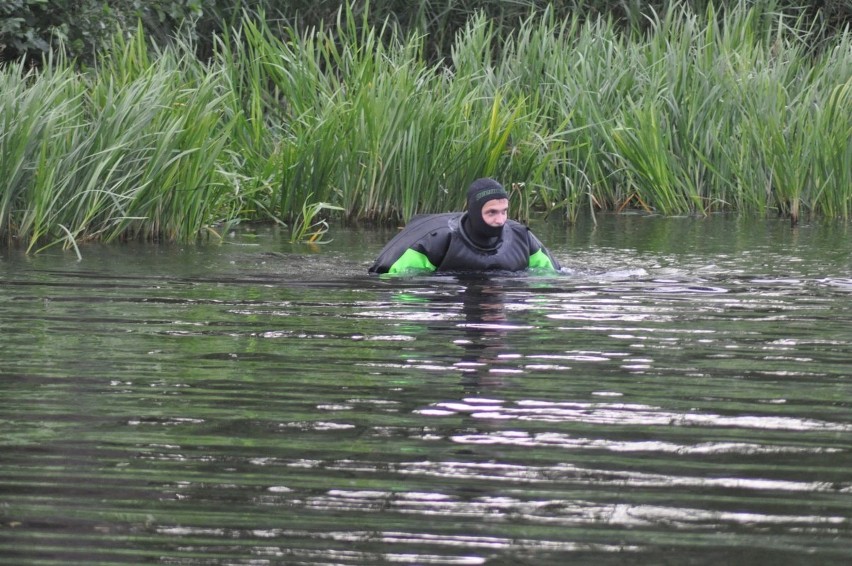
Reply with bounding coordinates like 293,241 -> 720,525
1,214 -> 850,565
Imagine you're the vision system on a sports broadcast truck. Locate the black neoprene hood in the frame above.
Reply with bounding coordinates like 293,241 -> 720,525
465,178 -> 509,244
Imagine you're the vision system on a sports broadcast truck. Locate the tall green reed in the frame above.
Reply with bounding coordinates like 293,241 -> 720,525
1,26 -> 235,251
493,0 -> 852,221
232,5 -> 540,224
0,56 -> 87,248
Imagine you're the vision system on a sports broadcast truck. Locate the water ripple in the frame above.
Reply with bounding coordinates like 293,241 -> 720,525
417,399 -> 852,432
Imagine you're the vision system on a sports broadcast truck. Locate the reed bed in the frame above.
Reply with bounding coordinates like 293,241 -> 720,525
1,33 -> 235,253
1,2 -> 850,251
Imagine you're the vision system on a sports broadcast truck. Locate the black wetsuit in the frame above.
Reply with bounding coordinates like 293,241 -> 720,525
369,213 -> 560,274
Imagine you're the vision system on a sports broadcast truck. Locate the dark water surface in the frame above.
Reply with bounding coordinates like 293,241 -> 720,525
1,215 -> 850,565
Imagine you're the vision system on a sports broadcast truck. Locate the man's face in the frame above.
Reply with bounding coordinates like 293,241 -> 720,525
480,198 -> 509,228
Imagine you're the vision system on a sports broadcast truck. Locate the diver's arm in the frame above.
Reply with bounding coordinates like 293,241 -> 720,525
387,248 -> 438,274
528,249 -> 557,271
527,232 -> 560,272
388,230 -> 453,274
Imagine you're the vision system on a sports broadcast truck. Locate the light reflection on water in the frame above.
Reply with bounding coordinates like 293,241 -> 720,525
1,216 -> 851,564
417,398 -> 852,431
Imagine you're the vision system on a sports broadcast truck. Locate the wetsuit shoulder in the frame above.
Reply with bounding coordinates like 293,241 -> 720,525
369,213 -> 457,274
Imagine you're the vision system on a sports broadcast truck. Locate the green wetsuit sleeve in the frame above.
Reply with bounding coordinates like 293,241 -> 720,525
526,229 -> 560,272
387,248 -> 438,274
528,248 -> 557,272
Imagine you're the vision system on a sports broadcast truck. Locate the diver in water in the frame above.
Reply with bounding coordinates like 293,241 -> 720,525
369,178 -> 561,275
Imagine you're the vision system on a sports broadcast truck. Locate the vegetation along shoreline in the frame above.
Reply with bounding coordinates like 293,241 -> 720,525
1,1 -> 850,254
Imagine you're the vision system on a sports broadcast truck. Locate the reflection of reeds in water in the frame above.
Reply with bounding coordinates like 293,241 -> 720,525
2,3 -> 850,253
